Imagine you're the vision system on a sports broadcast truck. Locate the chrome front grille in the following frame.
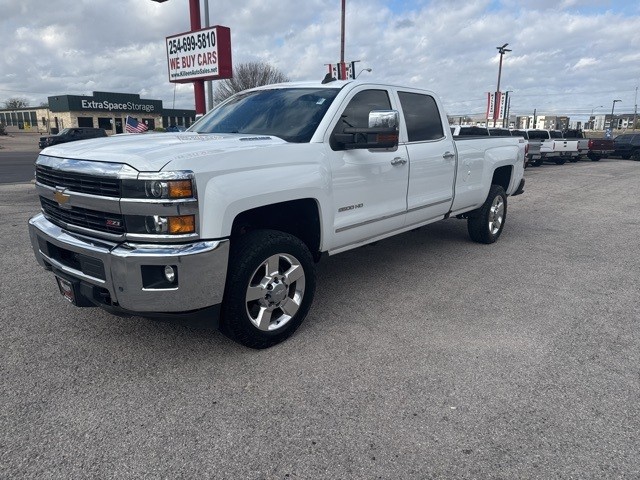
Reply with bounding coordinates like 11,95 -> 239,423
36,164 -> 121,197
40,197 -> 125,235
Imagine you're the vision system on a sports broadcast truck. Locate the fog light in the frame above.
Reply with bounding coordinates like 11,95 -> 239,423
164,265 -> 176,283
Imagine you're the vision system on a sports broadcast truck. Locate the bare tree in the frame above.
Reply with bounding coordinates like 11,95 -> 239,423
213,62 -> 288,103
4,97 -> 29,109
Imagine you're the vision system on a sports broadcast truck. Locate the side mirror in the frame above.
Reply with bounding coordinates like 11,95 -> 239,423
333,110 -> 399,150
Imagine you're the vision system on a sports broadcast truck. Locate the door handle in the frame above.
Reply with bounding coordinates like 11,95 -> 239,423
391,157 -> 407,166
443,151 -> 455,160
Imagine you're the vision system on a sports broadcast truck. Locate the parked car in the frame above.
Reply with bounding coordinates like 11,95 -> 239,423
613,134 -> 640,161
39,127 -> 107,149
585,138 -> 615,161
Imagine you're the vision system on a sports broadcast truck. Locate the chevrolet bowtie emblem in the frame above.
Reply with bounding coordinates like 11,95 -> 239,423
53,187 -> 71,206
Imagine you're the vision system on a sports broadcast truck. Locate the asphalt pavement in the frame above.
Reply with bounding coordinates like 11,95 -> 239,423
1,159 -> 639,479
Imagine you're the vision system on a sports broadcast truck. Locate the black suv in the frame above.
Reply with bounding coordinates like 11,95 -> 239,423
613,133 -> 640,161
39,127 -> 108,149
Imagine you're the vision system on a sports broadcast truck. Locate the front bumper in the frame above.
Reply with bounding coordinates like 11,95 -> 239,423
29,213 -> 229,314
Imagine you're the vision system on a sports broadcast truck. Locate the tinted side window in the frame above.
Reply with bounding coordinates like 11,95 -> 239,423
334,89 -> 391,131
397,92 -> 444,142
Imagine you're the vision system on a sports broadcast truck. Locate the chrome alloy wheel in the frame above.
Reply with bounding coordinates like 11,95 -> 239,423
489,195 -> 505,235
245,253 -> 306,332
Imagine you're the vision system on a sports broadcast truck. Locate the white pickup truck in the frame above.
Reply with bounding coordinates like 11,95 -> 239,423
29,81 -> 526,348
512,129 -> 578,166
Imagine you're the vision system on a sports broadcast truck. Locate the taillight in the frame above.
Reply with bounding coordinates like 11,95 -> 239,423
588,139 -> 593,149
525,143 -> 529,155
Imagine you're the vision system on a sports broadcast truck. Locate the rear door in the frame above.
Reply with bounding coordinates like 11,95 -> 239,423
396,89 -> 456,225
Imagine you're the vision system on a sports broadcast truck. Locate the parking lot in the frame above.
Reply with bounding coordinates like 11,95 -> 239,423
2,158 -> 639,478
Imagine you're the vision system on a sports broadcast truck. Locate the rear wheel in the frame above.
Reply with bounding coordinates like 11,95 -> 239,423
633,151 -> 640,161
467,185 -> 507,244
532,157 -> 543,167
555,158 -> 567,165
221,230 -> 316,349
589,154 -> 601,161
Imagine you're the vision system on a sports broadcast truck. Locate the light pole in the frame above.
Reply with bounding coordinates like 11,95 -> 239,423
610,99 -> 621,130
494,43 -> 511,127
590,105 -> 603,130
355,68 -> 372,78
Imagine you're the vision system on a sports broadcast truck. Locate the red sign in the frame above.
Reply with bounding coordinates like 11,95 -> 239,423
166,26 -> 232,83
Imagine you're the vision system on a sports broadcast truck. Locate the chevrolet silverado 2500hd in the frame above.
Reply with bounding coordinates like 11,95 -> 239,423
29,81 -> 526,348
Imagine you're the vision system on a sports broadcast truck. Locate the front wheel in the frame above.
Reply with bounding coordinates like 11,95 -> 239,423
221,230 -> 316,349
467,185 -> 507,244
633,151 -> 640,161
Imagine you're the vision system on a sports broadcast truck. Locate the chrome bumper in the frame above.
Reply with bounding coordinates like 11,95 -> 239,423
28,213 -> 229,313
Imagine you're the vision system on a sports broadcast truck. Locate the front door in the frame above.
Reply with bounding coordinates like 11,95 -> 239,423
115,118 -> 123,134
325,87 -> 409,252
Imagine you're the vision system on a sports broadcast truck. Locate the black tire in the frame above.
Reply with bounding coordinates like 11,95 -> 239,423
220,229 -> 316,349
633,151 -> 640,161
467,185 -> 507,244
532,157 -> 543,167
589,154 -> 601,161
555,158 -> 566,165
569,157 -> 579,163
622,154 -> 631,160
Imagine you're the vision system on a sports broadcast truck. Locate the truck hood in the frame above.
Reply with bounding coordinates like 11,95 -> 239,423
41,132 -> 288,171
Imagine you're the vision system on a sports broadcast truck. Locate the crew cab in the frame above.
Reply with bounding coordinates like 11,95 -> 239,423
39,127 -> 107,149
28,81 -> 526,348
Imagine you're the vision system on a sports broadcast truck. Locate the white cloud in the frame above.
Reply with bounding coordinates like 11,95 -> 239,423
0,0 -> 638,122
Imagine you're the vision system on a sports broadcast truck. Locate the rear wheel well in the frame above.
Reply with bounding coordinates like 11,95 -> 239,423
230,199 -> 322,259
492,165 -> 513,192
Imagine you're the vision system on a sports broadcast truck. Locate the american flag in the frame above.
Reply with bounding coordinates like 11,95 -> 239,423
125,116 -> 149,133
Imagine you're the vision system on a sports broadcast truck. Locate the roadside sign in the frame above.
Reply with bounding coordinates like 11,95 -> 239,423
166,26 -> 232,83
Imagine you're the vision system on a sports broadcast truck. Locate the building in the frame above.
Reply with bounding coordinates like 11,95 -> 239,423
0,91 -> 196,134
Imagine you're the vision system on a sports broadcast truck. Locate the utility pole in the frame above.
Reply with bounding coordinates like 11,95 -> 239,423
634,85 -> 638,131
340,0 -> 346,79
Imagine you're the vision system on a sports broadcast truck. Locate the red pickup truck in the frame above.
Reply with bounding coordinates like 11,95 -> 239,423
586,138 -> 615,161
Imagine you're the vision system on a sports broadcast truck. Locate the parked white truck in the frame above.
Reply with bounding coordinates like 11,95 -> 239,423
512,129 -> 578,166
29,81 -> 526,348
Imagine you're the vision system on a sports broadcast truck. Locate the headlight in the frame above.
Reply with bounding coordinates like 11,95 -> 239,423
121,172 -> 196,200
145,180 -> 193,199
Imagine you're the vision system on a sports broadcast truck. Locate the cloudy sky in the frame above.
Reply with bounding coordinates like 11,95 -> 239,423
1,0 -> 639,122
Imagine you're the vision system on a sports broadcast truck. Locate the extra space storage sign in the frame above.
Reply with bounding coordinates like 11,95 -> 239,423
166,26 -> 232,83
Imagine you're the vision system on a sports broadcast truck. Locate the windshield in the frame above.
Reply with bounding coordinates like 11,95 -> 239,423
57,128 -> 71,136
549,131 -> 563,139
191,88 -> 339,143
